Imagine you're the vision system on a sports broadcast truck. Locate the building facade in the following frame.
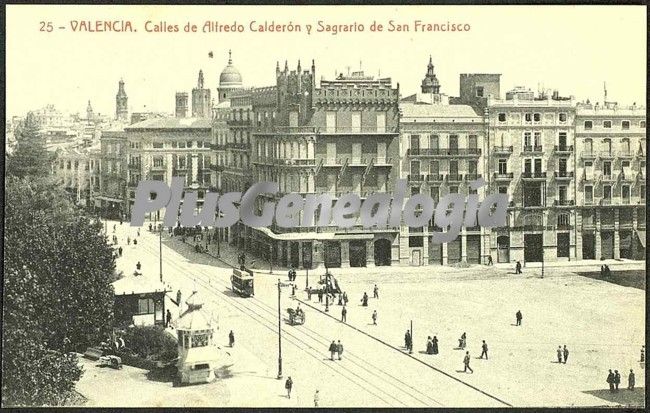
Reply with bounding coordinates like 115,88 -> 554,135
574,103 -> 646,260
98,129 -> 128,219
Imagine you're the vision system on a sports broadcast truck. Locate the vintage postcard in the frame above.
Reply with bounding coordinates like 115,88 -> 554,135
3,4 -> 646,409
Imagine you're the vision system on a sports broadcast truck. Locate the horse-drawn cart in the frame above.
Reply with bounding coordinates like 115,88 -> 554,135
286,308 -> 305,325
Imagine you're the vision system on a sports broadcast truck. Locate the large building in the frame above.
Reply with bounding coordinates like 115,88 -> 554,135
574,102 -> 646,260
400,59 -> 488,265
98,129 -> 128,219
52,144 -> 101,207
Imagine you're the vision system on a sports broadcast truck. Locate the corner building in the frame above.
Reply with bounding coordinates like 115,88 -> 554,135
247,61 -> 400,269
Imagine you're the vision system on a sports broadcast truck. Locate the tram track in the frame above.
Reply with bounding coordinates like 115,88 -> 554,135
140,239 -> 441,407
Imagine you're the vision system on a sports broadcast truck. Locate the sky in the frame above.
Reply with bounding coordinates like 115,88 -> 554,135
6,5 -> 647,118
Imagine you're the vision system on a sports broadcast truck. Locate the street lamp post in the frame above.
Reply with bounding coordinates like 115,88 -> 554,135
216,227 -> 221,258
159,224 -> 163,283
269,244 -> 273,274
324,270 -> 330,312
277,278 -> 282,379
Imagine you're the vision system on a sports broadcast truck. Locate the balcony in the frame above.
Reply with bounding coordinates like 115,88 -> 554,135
580,151 -> 597,160
254,126 -> 320,134
208,143 -> 227,151
320,126 -> 398,134
370,157 -> 393,166
128,163 -> 141,170
600,151 -> 615,159
150,163 -> 166,171
464,173 -> 482,181
523,145 -> 543,153
493,146 -> 513,155
494,172 -> 514,181
553,199 -> 575,207
617,150 -> 634,159
274,158 -> 317,167
426,174 -> 445,182
600,198 -> 613,206
554,145 -> 574,153
447,174 -> 464,182
621,198 -> 632,205
601,174 -> 616,182
521,171 -> 547,180
348,158 -> 369,167
407,148 -> 481,157
556,223 -> 572,230
407,174 -> 425,183
209,164 -> 225,172
619,172 -> 634,182
554,171 -> 574,180
226,142 -> 250,150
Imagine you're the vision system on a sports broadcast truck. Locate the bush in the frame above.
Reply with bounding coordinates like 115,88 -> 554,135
122,326 -> 177,362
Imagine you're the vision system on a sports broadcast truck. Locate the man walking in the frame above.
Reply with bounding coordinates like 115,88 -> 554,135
557,346 -> 563,363
463,351 -> 473,373
487,255 -> 493,265
314,390 -> 320,407
118,246 -> 123,257
515,310 -> 522,326
341,305 -> 347,323
373,284 -> 379,299
606,369 -> 615,392
307,287 -> 312,301
229,330 -> 235,347
614,370 -> 620,391
479,340 -> 488,359
329,340 -> 337,361
337,340 -> 344,360
562,345 -> 569,364
405,330 -> 412,351
285,376 -> 293,399
372,310 -> 377,325
165,309 -> 172,328
628,369 -> 635,391
515,261 -> 522,274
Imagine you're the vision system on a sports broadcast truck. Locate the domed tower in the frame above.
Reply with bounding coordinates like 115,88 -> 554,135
421,56 -> 440,94
115,78 -> 128,121
217,50 -> 243,103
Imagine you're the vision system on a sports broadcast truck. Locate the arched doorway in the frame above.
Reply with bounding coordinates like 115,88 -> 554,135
497,235 -> 510,263
374,239 -> 392,266
349,241 -> 367,267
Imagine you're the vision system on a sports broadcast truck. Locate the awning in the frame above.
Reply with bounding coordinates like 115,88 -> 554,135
333,233 -> 374,240
636,230 -> 646,249
254,226 -> 336,241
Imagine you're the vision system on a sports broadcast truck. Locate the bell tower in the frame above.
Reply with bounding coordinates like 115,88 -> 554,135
115,79 -> 128,121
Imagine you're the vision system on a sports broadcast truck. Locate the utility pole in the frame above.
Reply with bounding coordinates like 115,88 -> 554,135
159,224 -> 163,283
269,244 -> 273,274
277,278 -> 282,379
324,270 -> 330,312
410,320 -> 413,354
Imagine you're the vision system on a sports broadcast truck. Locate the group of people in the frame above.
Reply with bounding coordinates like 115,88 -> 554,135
283,378 -> 321,406
556,345 -> 570,363
288,267 -> 297,282
607,369 -> 635,392
426,336 -> 439,354
328,340 -> 345,361
600,264 -> 612,277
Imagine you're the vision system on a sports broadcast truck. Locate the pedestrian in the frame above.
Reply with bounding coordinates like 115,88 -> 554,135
314,390 -> 320,407
343,292 -> 349,306
166,309 -> 171,328
127,236 -> 131,245
463,351 -> 473,373
285,376 -> 293,399
337,340 -> 344,360
137,228 -> 140,237
600,265 -> 605,277
341,306 -> 347,323
329,340 -> 337,361
318,289 -> 323,303
606,369 -> 615,392
118,246 -> 123,257
628,369 -> 635,390
229,330 -> 235,347
641,345 -> 645,363
307,287 -> 312,300
459,332 -> 467,349
557,346 -> 563,363
480,340 -> 488,359
113,224 -> 116,233
119,217 -> 123,225
427,336 -> 433,354
487,255 -> 493,265
361,292 -> 368,307
136,261 -> 141,271
373,284 -> 379,299
149,223 -> 152,232
405,330 -> 412,351
432,336 -> 439,355
563,345 -> 569,364
292,284 -> 296,296
133,238 -> 137,246
372,310 -> 377,325
176,289 -> 182,306
614,370 -> 620,391
338,294 -> 343,306
516,310 -> 522,326
288,267 -> 293,282
515,261 -> 522,274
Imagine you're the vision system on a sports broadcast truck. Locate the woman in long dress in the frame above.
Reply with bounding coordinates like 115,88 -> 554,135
432,336 -> 439,354
426,336 -> 433,354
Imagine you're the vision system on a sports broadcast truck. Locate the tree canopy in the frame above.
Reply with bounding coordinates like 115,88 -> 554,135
5,112 -> 53,179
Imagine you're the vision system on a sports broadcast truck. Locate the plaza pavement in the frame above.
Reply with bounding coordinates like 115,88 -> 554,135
84,221 -> 644,407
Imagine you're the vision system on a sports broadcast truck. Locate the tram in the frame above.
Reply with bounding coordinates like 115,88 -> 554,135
231,267 -> 255,297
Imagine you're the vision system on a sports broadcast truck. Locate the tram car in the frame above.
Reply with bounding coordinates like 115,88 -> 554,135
231,267 -> 255,297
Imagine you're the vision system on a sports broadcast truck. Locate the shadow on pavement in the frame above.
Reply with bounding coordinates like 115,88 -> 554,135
582,388 -> 644,407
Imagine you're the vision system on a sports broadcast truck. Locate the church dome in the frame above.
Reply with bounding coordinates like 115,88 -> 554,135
219,50 -> 243,88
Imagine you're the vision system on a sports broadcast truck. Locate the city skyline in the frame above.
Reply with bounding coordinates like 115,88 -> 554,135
6,5 -> 647,118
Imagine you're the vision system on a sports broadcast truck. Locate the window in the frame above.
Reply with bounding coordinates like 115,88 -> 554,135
153,156 -> 164,167
533,132 -> 541,148
641,121 -> 646,128
409,236 -> 424,247
603,161 -> 612,177
187,141 -> 193,148
178,141 -> 186,149
411,186 -> 420,196
74,161 -> 79,170
351,112 -> 361,132
559,113 -> 567,122
603,185 -> 612,200
622,185 -> 630,201
523,132 -> 532,147
326,111 -> 336,132
67,161 -> 71,170
557,214 -> 570,227
152,142 -> 163,149
429,135 -> 439,149
475,86 -> 484,97
622,120 -> 630,130
171,141 -> 177,148
197,141 -> 203,148
603,120 -> 612,128
498,159 -> 508,174
137,298 -> 154,315
289,111 -> 298,127
376,112 -> 386,133
498,186 -> 508,194
584,120 -> 593,129
429,160 -> 439,176
525,113 -> 532,122
533,113 -> 541,122
498,113 -> 506,122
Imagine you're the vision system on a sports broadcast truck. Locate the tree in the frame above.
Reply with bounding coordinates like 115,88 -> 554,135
6,112 -> 53,179
3,175 -> 116,406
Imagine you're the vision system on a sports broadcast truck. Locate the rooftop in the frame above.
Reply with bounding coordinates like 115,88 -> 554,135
112,274 -> 168,296
400,102 -> 481,120
126,117 -> 211,130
